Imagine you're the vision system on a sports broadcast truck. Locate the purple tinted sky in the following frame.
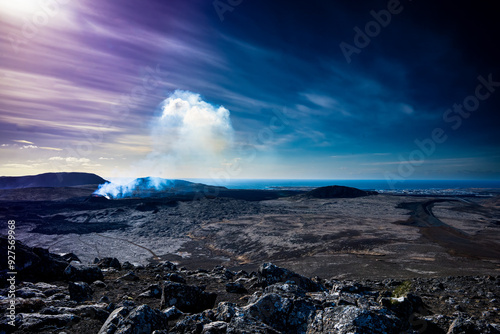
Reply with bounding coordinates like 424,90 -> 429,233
1,0 -> 499,181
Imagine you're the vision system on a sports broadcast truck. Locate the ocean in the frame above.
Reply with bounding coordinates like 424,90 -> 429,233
186,179 -> 500,196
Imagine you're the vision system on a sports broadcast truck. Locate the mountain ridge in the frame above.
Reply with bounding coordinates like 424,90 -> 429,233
0,172 -> 108,189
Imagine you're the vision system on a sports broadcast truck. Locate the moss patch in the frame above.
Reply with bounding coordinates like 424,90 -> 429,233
392,280 -> 412,298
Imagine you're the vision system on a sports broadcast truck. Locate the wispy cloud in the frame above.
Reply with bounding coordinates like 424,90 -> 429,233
49,157 -> 90,163
12,139 -> 34,144
39,147 -> 63,151
0,1 -> 498,179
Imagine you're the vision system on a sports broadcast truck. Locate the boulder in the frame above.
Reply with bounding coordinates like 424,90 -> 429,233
60,252 -> 81,263
243,293 -> 316,333
68,281 -> 93,302
19,313 -> 79,331
92,280 -> 107,288
0,236 -> 69,282
64,264 -> 103,283
122,261 -> 135,270
165,273 -> 186,284
171,313 -> 211,333
264,282 -> 306,297
40,304 -> 110,322
158,261 -> 177,271
120,271 -> 140,281
215,302 -> 237,322
227,315 -> 281,334
97,257 -> 121,270
446,314 -> 498,334
162,306 -> 183,320
160,282 -> 217,313
97,306 -> 129,334
447,316 -> 479,334
16,287 -> 46,299
307,305 -> 402,334
139,284 -> 162,298
98,305 -> 168,334
258,263 -> 324,292
202,321 -> 228,334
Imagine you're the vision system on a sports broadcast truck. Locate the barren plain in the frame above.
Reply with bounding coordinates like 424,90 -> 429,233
1,185 -> 499,280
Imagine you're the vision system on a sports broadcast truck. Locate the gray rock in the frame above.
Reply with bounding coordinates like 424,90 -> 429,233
162,305 -> 183,320
0,236 -> 69,282
42,287 -> 63,297
99,304 -> 168,334
202,321 -> 228,334
98,306 -> 129,334
171,313 -> 211,333
41,304 -> 110,322
120,271 -> 140,281
19,313 -> 79,331
92,280 -> 107,288
258,263 -> 324,292
215,302 -> 237,322
68,281 -> 93,302
227,315 -> 281,334
160,282 -> 217,313
48,292 -> 69,301
16,287 -> 46,299
122,261 -> 135,270
64,264 -> 104,283
97,257 -> 122,270
263,282 -> 306,297
331,282 -> 365,294
60,252 -> 81,263
33,282 -> 59,290
446,315 -> 499,334
139,284 -> 162,298
165,273 -> 186,284
307,305 -> 402,334
243,293 -> 316,333
159,260 -> 177,271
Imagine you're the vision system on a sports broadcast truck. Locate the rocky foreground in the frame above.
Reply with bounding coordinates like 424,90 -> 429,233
0,237 -> 499,334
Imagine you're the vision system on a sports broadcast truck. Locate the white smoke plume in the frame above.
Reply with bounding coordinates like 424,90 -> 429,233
94,90 -> 234,198
151,90 -> 234,159
93,177 -> 195,199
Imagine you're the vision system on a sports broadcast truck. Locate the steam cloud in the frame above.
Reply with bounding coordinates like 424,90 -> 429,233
151,90 -> 234,159
94,177 -> 195,199
94,90 -> 234,198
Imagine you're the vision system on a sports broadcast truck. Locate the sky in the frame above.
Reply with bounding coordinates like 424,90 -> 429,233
0,0 -> 499,182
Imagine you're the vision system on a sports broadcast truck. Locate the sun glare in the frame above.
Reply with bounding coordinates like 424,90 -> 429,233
0,0 -> 45,17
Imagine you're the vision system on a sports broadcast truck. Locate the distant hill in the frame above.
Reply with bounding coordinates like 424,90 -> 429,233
305,185 -> 377,198
0,172 -> 108,189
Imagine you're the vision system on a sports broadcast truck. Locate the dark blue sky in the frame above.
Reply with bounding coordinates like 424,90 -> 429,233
0,0 -> 499,180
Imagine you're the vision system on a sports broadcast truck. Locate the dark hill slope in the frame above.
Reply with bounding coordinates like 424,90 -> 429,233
306,185 -> 377,198
0,172 -> 107,189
